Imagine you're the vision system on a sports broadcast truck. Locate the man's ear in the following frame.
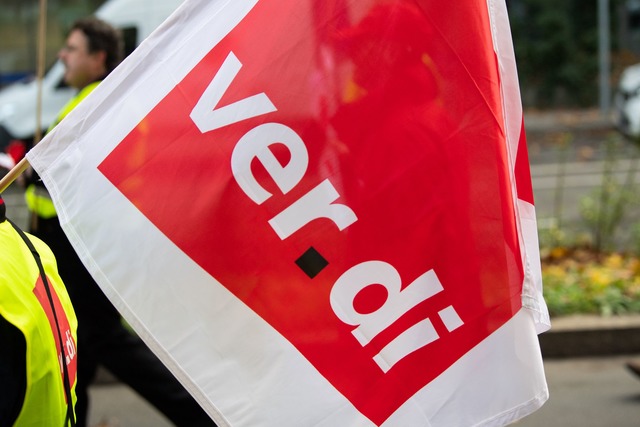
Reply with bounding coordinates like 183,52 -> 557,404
91,50 -> 108,69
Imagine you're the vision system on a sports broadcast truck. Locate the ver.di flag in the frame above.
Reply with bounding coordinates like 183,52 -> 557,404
27,0 -> 551,425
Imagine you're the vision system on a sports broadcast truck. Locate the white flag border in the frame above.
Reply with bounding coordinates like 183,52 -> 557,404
488,0 -> 551,333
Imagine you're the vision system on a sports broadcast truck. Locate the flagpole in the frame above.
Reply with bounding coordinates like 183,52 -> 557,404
0,158 -> 30,193
1,0 -> 46,193
35,0 -> 48,144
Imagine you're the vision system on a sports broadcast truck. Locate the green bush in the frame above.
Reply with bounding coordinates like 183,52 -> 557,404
542,250 -> 640,316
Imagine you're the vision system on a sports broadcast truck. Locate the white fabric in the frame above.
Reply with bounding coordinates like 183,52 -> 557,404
490,0 -> 550,332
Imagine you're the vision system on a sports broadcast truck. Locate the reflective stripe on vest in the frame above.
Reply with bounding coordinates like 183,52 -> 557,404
0,220 -> 78,426
25,184 -> 57,219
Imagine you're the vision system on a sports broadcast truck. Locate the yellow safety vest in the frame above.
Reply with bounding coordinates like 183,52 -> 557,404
26,81 -> 101,219
0,219 -> 78,426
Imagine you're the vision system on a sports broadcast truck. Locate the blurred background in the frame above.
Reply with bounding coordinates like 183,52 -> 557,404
0,0 -> 105,88
1,0 -> 639,426
0,0 -> 637,107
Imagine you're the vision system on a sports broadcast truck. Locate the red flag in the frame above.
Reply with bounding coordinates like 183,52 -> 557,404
29,1 -> 549,425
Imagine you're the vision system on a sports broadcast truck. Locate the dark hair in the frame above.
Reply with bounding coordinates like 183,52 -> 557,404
71,17 -> 124,74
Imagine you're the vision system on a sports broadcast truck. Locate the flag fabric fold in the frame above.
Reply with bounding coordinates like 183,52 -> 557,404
27,0 -> 550,425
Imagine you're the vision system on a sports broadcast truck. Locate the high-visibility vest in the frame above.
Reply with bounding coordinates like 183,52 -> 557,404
0,219 -> 78,426
26,81 -> 101,219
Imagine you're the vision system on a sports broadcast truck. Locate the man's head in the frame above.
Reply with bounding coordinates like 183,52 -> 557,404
58,17 -> 123,89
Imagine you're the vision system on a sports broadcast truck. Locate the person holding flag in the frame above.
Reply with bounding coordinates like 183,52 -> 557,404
0,193 -> 78,426
24,17 -> 216,427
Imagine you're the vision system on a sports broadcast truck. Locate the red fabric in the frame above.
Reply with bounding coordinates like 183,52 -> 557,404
33,275 -> 77,399
6,140 -> 26,164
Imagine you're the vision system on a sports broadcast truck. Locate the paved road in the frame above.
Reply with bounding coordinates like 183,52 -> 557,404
517,356 -> 640,427
86,356 -> 640,427
88,383 -> 173,426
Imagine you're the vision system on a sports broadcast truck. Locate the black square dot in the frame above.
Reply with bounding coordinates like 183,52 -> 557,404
295,247 -> 329,279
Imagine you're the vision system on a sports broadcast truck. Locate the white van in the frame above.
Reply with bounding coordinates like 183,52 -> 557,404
613,63 -> 640,139
0,0 -> 183,168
